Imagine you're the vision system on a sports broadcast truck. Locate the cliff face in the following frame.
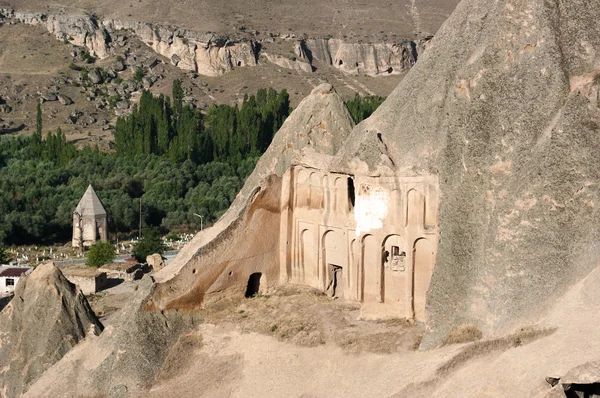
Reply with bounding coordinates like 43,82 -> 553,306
0,8 -> 422,77
333,0 -> 600,347
304,38 -> 419,76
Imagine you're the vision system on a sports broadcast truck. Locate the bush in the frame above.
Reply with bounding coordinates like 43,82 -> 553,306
165,231 -> 179,242
81,51 -> 95,64
132,227 -> 166,262
86,240 -> 115,267
108,94 -> 122,108
0,247 -> 10,264
134,67 -> 145,82
68,62 -> 82,71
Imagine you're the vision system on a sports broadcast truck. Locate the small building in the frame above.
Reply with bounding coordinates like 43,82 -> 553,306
73,185 -> 108,248
0,266 -> 32,296
61,266 -> 107,295
99,262 -> 145,282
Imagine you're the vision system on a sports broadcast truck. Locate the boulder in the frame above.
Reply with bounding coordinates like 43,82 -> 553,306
112,59 -> 126,72
146,253 -> 164,272
0,263 -> 102,397
88,68 -> 103,84
116,100 -> 130,110
40,93 -> 58,102
57,94 -> 73,105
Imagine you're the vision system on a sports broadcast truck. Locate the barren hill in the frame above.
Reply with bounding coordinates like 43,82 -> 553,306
0,0 -> 458,39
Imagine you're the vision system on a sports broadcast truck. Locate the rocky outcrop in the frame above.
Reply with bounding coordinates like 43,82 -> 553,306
0,8 -> 422,77
147,0 -> 600,352
104,19 -> 258,75
304,38 -> 418,76
22,276 -> 198,398
0,9 -> 111,59
0,8 -> 257,76
332,0 -> 600,348
0,262 -> 103,397
261,52 -> 313,73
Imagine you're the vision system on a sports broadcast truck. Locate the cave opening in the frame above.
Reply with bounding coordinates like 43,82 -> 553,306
245,272 -> 262,298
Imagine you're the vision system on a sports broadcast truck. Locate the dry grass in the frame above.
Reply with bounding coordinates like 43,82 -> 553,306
443,324 -> 483,345
203,285 -> 424,354
437,327 -> 557,376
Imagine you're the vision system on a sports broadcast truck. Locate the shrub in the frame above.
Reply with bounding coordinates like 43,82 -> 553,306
86,240 -> 116,267
81,51 -> 95,64
132,227 -> 166,262
0,247 -> 10,264
165,231 -> 179,242
108,94 -> 122,108
134,67 -> 145,82
68,62 -> 82,71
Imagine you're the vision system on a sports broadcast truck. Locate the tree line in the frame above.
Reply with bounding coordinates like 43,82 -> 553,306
114,81 -> 291,165
0,87 -> 384,246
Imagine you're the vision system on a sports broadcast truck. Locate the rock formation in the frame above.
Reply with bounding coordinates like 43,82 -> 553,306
332,0 -> 600,347
22,276 -> 198,398
0,263 -> 103,397
147,0 -> 600,350
147,253 -> 165,272
149,83 -> 355,310
0,8 -> 423,77
303,38 -> 419,76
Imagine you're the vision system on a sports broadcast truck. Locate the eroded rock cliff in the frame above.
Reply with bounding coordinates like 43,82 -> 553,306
332,0 -> 600,347
0,8 -> 423,77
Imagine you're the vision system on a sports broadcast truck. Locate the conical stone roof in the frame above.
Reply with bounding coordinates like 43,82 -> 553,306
74,185 -> 106,217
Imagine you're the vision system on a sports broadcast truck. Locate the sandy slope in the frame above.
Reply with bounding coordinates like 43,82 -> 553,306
144,265 -> 600,397
22,264 -> 600,397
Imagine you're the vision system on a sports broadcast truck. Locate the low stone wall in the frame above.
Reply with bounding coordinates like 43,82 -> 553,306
62,272 -> 107,295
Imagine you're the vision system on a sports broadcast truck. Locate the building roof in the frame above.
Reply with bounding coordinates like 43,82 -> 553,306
99,262 -> 140,273
60,265 -> 103,278
74,185 -> 106,217
0,267 -> 31,277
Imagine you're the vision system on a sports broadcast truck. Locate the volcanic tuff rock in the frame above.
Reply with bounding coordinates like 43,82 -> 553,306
0,263 -> 103,397
332,0 -> 600,347
150,83 -> 355,309
0,8 -> 423,77
22,276 -> 199,397
303,38 -> 419,76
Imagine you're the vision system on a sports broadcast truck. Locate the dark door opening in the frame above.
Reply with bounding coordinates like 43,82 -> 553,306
245,272 -> 262,298
347,177 -> 355,210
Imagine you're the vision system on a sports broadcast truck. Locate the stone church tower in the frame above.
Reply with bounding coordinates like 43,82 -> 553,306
72,185 -> 108,248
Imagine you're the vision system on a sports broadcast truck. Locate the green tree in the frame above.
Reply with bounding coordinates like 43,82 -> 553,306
36,102 -> 42,136
86,240 -> 115,267
132,227 -> 166,262
172,79 -> 184,122
345,94 -> 385,124
0,247 -> 10,264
